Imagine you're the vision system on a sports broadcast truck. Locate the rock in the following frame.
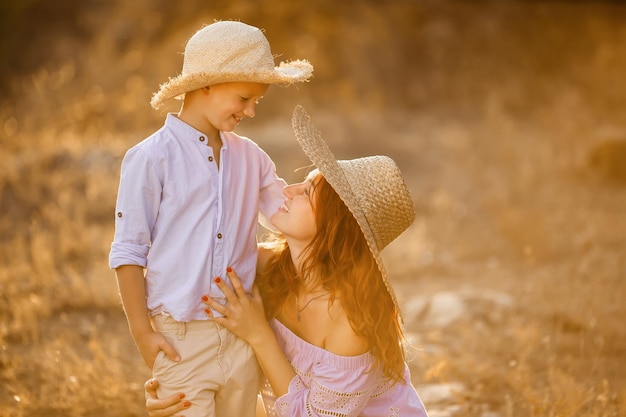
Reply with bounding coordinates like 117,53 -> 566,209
417,382 -> 466,404
423,292 -> 466,327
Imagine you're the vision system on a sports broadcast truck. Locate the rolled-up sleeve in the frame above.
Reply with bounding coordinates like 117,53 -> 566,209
109,146 -> 162,269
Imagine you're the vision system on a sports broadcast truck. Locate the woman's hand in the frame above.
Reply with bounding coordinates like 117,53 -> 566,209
144,378 -> 190,417
202,267 -> 271,345
204,267 -> 297,398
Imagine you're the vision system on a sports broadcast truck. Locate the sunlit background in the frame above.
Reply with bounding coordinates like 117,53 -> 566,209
1,1 -> 625,416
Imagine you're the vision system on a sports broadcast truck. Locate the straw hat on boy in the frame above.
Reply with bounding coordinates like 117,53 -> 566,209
151,21 -> 313,109
291,105 -> 416,318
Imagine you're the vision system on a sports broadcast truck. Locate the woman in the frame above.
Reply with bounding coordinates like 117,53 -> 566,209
145,106 -> 429,417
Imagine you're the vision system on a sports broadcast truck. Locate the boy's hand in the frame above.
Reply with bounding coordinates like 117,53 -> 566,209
134,329 -> 180,369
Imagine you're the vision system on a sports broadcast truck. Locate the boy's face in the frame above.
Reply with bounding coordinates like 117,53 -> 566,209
201,82 -> 269,132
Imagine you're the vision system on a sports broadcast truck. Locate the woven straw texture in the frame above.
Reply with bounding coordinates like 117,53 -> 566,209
291,105 -> 416,316
151,21 -> 313,109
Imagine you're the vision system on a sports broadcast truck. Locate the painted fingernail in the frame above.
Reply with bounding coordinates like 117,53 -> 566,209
183,400 -> 191,407
205,308 -> 213,316
178,393 -> 185,399
214,277 -> 221,284
201,295 -> 208,302
226,266 -> 232,273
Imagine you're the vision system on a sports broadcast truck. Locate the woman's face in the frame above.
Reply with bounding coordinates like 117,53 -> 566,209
270,174 -> 319,245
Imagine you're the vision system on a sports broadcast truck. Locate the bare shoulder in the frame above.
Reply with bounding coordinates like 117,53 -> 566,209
323,300 -> 370,357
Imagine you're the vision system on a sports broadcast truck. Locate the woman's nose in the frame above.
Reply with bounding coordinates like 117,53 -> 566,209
283,182 -> 304,198
283,184 -> 294,197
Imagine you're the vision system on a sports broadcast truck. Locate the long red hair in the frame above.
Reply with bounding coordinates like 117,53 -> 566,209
257,174 -> 406,382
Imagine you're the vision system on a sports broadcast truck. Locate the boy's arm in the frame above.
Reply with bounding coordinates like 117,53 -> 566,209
115,265 -> 180,368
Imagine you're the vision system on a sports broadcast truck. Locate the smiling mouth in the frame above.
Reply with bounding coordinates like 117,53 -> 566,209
280,203 -> 290,213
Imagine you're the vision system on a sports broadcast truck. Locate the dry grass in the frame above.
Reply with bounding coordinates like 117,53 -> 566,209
1,1 -> 625,416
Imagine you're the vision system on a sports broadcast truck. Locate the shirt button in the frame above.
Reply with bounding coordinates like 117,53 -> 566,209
199,136 -> 205,142
208,156 -> 214,162
117,212 -> 122,217
217,233 -> 222,239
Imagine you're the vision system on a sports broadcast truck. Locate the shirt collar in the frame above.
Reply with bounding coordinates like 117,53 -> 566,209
164,113 -> 228,149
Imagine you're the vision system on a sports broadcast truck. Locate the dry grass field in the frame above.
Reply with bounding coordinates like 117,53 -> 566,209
1,1 -> 625,416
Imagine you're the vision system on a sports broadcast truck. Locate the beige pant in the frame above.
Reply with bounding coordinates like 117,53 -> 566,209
153,314 -> 260,417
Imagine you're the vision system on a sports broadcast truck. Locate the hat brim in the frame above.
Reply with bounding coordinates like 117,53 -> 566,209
290,105 -> 403,319
151,60 -> 313,109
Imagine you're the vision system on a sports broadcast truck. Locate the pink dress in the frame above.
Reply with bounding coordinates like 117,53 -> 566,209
260,319 -> 429,417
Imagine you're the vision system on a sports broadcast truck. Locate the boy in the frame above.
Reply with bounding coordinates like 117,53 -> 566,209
109,21 -> 312,417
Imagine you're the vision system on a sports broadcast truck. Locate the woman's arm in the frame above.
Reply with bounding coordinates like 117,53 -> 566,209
205,269 -> 296,397
256,245 -> 273,273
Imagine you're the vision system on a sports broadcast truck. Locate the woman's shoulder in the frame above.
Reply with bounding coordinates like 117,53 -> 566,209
323,300 -> 370,357
272,298 -> 370,358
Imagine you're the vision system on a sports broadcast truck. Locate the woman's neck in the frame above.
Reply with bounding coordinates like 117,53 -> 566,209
286,240 -> 306,274
285,243 -> 317,291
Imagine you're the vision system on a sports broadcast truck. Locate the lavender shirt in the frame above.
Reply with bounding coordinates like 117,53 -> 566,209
109,114 -> 285,322
261,319 -> 429,417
